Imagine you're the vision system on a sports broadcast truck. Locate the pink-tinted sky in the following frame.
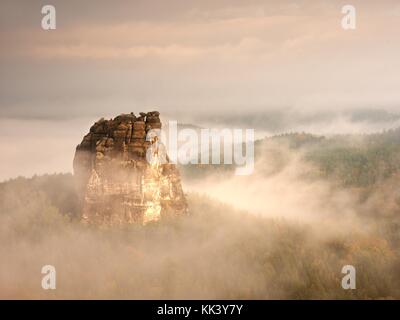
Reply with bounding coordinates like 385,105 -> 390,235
1,0 -> 400,181
1,0 -> 400,119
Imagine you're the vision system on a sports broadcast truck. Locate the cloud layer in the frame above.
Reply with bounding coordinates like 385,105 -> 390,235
1,0 -> 400,118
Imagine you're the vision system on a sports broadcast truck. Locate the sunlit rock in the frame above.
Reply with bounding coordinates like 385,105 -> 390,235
73,111 -> 188,225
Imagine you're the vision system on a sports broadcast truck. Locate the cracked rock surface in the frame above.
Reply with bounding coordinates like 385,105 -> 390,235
73,111 -> 188,225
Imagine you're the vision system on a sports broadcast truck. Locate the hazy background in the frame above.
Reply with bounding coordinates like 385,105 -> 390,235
1,1 -> 400,299
1,0 -> 400,180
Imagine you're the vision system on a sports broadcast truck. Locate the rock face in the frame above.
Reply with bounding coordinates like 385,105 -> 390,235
73,111 -> 188,225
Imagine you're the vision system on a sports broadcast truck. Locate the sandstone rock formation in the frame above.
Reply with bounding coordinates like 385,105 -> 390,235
73,111 -> 188,225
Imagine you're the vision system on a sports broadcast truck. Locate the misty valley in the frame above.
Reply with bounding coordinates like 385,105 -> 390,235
1,0 -> 400,303
1,127 -> 400,299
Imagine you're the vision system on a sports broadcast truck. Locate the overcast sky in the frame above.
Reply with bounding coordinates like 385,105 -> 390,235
1,0 -> 400,119
1,0 -> 400,180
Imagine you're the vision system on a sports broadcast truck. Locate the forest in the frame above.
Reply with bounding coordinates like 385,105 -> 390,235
1,128 -> 399,299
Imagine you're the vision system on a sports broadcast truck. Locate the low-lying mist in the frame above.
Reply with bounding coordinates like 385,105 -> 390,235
1,140 -> 399,299
1,108 -> 400,181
